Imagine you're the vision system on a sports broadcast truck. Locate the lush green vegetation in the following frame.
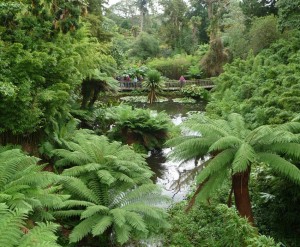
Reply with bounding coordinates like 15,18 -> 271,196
1,0 -> 300,246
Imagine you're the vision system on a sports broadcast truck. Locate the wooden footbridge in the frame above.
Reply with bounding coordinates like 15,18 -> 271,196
119,79 -> 214,91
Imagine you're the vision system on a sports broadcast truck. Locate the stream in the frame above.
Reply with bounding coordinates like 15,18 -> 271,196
127,99 -> 206,246
131,99 -> 206,201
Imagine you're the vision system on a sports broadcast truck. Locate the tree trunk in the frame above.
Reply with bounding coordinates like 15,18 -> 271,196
232,167 -> 254,224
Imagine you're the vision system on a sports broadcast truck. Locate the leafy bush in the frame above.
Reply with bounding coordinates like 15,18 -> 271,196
129,32 -> 160,61
248,15 -> 280,54
251,165 -> 300,246
147,54 -> 197,79
181,84 -> 210,100
164,202 -> 279,247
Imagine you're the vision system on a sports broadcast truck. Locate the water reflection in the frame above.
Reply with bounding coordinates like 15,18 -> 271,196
143,100 -> 206,202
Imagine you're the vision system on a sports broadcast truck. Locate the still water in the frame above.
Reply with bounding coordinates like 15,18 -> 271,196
130,99 -> 206,202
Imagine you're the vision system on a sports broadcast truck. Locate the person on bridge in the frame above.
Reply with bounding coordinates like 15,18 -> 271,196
179,75 -> 186,87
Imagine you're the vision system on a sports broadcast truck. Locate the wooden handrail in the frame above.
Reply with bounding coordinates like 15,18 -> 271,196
118,79 -> 214,90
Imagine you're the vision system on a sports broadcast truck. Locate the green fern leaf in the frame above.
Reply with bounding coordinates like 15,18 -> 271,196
69,215 -> 102,243
258,152 -> 300,184
91,215 -> 113,236
81,205 -> 109,219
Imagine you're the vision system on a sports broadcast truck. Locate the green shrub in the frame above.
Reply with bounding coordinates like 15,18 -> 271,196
147,54 -> 196,79
181,84 -> 210,100
164,202 -> 279,247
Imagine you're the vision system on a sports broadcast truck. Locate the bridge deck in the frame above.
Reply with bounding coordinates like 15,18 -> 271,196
118,79 -> 214,91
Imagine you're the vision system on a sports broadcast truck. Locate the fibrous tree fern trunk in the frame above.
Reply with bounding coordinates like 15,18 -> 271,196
232,167 -> 254,224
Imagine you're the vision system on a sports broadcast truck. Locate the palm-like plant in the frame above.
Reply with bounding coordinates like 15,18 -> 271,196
167,113 -> 300,223
0,146 -> 67,220
56,183 -> 170,245
0,203 -> 61,247
104,105 -> 173,150
144,69 -> 163,104
53,130 -> 170,245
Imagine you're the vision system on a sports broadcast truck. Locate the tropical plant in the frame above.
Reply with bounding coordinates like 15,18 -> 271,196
81,70 -> 119,109
0,146 -> 67,221
103,105 -> 174,151
144,69 -> 163,104
52,131 -> 170,245
167,113 -> 300,224
0,203 -> 61,247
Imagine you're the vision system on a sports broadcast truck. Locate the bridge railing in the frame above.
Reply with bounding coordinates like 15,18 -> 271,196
163,79 -> 213,88
119,79 -> 214,90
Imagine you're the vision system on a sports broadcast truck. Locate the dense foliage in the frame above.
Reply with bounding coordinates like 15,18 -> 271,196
1,0 -> 300,246
164,202 -> 279,247
207,32 -> 300,128
181,84 -> 210,100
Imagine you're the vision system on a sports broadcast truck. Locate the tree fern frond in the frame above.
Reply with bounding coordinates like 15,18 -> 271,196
196,149 -> 235,184
62,163 -> 103,177
114,225 -> 130,244
81,205 -> 109,219
263,143 -> 300,159
258,152 -> 300,184
96,170 -> 116,185
69,215 -> 102,243
274,121 -> 300,133
111,172 -> 134,184
91,215 -> 113,236
167,136 -> 213,162
232,143 -> 256,173
53,150 -> 91,167
208,136 -> 242,152
18,222 -> 60,247
227,113 -> 249,138
110,208 -> 126,227
122,203 -> 165,219
61,177 -> 99,204
196,170 -> 229,203
114,184 -> 160,206
0,204 -> 27,247
60,200 -> 94,209
125,211 -> 147,233
53,210 -> 83,218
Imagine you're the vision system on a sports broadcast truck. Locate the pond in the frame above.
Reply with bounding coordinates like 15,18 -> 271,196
127,98 -> 207,202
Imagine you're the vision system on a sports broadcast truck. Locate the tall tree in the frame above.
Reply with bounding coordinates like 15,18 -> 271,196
276,0 -> 300,31
240,0 -> 277,26
137,0 -> 148,32
160,0 -> 188,51
200,0 -> 229,77
167,113 -> 300,224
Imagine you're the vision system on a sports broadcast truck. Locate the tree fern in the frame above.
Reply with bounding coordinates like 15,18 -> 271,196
52,131 -> 170,245
0,203 -> 61,247
169,113 -> 300,222
0,147 -> 69,220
